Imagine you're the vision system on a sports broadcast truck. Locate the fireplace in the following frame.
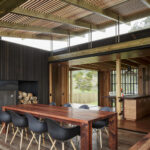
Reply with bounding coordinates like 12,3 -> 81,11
0,81 -> 18,109
0,80 -> 38,108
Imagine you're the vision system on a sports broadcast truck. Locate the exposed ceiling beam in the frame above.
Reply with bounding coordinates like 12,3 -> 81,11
0,31 -> 62,40
68,49 -> 150,66
0,0 -> 27,18
141,0 -> 150,8
129,58 -> 150,66
12,7 -> 99,30
121,60 -> 139,67
0,21 -> 69,35
48,37 -> 150,62
62,0 -> 125,23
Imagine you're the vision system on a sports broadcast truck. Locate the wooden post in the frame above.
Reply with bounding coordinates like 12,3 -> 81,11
70,70 -> 72,103
116,56 -> 122,120
49,64 -> 53,103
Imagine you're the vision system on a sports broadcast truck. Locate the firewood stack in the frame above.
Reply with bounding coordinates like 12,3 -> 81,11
18,91 -> 38,104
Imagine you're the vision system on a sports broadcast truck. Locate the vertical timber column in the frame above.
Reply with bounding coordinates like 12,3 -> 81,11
116,56 -> 122,120
49,64 -> 53,103
69,70 -> 72,103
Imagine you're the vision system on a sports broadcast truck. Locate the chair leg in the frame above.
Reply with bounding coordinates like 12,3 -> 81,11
50,140 -> 56,150
48,134 -> 57,150
38,135 -> 41,150
104,127 -> 109,136
10,127 -> 19,145
0,123 -> 5,134
70,140 -> 76,150
26,133 -> 34,150
11,123 -> 15,134
62,142 -> 65,150
99,130 -> 102,149
31,131 -> 38,144
25,128 -> 28,140
20,129 -> 24,150
5,124 -> 10,143
42,133 -> 45,145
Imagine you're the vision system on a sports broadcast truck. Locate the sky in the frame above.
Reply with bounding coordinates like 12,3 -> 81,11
2,17 -> 146,51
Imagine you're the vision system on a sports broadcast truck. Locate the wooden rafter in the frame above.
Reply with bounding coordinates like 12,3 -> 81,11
141,0 -> 150,8
121,60 -> 139,67
68,49 -> 150,66
0,0 -> 27,18
129,58 -> 150,66
12,7 -> 99,30
0,21 -> 69,35
0,31 -> 61,40
62,0 -> 125,23
49,37 -> 150,62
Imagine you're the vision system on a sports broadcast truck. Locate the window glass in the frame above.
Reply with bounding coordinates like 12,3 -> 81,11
110,69 -> 138,95
70,70 -> 98,106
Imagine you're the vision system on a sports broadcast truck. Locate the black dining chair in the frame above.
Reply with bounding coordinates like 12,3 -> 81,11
25,113 -> 51,150
46,118 -> 80,150
79,104 -> 89,109
0,110 -> 12,143
63,103 -> 72,107
49,102 -> 56,106
92,107 -> 112,149
9,111 -> 28,150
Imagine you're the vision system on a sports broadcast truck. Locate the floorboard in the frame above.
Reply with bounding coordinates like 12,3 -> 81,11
0,128 -> 145,150
119,116 -> 150,133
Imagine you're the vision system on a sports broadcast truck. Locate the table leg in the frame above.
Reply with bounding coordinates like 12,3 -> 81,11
109,114 -> 118,150
80,122 -> 92,150
2,107 -> 6,133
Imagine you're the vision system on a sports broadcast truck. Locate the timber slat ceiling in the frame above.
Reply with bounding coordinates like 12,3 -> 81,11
111,0 -> 148,17
0,0 -> 149,40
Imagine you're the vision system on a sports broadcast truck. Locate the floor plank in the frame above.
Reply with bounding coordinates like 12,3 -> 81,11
119,116 -> 150,133
0,128 -> 145,150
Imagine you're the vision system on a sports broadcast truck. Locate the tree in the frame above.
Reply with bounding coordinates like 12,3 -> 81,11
73,70 -> 97,92
129,16 -> 150,32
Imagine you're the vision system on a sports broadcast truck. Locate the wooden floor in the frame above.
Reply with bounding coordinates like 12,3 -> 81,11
119,116 -> 150,133
0,128 -> 145,150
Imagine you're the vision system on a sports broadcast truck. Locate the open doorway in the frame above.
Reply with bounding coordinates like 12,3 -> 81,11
69,70 -> 98,106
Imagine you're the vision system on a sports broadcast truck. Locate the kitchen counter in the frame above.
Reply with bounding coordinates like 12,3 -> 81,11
124,95 -> 150,121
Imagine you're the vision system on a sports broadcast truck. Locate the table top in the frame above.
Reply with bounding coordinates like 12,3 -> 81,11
3,104 -> 116,124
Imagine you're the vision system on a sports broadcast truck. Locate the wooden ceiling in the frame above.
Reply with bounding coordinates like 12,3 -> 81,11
70,56 -> 150,71
0,0 -> 150,40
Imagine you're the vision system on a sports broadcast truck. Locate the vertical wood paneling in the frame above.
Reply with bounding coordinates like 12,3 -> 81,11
51,62 -> 69,106
99,71 -> 111,107
0,40 -> 49,104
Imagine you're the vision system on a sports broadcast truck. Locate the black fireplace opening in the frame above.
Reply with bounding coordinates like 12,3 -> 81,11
18,81 -> 38,97
0,80 -> 38,108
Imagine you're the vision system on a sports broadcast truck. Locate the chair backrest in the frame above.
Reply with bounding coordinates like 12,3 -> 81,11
49,102 -> 56,106
0,111 -> 11,123
25,113 -> 47,133
46,118 -> 63,140
9,111 -> 27,127
79,105 -> 89,109
46,118 -> 80,141
100,107 -> 112,112
63,103 -> 72,107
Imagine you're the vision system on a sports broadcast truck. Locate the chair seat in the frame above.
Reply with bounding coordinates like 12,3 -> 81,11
92,120 -> 108,129
31,121 -> 47,133
46,119 -> 80,141
0,111 -> 11,123
9,111 -> 28,128
25,113 -> 47,133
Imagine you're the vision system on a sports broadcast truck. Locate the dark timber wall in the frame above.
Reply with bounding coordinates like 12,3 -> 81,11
0,40 -> 49,104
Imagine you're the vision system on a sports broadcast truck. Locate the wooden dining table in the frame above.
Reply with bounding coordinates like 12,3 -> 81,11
2,104 -> 117,150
